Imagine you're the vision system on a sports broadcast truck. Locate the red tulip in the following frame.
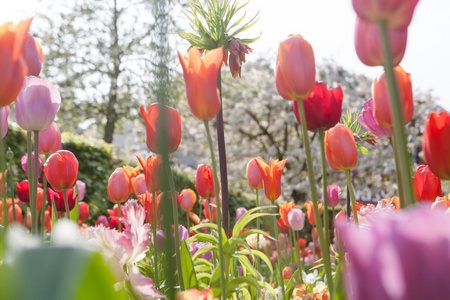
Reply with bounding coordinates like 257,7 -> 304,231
47,188 -> 77,212
246,157 -> 264,190
0,18 -> 32,107
107,168 -> 130,204
283,267 -> 292,280
16,180 -> 42,203
276,217 -> 291,234
354,16 -> 407,67
352,0 -> 419,30
78,202 -> 90,221
275,34 -> 315,101
255,158 -> 287,201
178,47 -> 223,120
195,164 -> 218,199
44,150 -> 79,191
413,165 -> 442,202
140,103 -> 182,154
136,155 -> 162,193
8,205 -> 23,224
325,124 -> 358,171
292,81 -> 343,132
372,66 -> 413,128
180,189 -> 197,212
422,112 -> 450,180
39,122 -> 62,155
23,33 -> 43,76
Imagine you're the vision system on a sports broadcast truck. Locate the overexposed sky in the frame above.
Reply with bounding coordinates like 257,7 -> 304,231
2,0 -> 449,110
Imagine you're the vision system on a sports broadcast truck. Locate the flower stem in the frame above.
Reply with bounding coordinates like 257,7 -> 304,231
163,155 -> 185,291
27,131 -> 33,231
378,20 -> 414,206
63,190 -> 70,219
318,129 -> 330,255
6,149 -> 15,224
345,170 -> 358,224
118,202 -> 122,232
294,231 -> 302,281
296,99 -> 334,297
391,136 -> 405,207
153,191 -> 159,290
32,131 -> 39,233
203,120 -> 226,300
41,155 -> 48,235
273,213 -> 286,300
255,188 -> 260,271
0,126 -> 7,229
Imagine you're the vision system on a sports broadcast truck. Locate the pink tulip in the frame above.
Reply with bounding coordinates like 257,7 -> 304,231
287,208 -> 305,231
358,99 -> 392,139
355,17 -> 407,67
246,157 -> 264,190
76,180 -> 86,201
23,33 -> 43,77
130,174 -> 148,196
236,207 -> 248,222
179,188 -> 197,212
16,77 -> 61,132
326,185 -> 341,208
21,151 -> 42,177
0,105 -> 9,138
38,122 -> 62,155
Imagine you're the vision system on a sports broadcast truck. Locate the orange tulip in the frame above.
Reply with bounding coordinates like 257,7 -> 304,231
275,34 -> 315,101
422,111 -> 450,180
413,165 -> 442,202
139,191 -> 161,226
305,201 -> 322,225
180,188 -> 197,212
246,157 -> 264,190
107,168 -> 130,204
0,18 -> 32,107
195,164 -> 218,199
122,165 -> 141,195
325,124 -> 358,171
44,150 -> 79,191
372,66 -> 413,128
254,157 -> 287,201
178,47 -> 223,120
279,201 -> 296,227
136,155 -> 163,193
79,202 -> 90,221
140,103 -> 182,154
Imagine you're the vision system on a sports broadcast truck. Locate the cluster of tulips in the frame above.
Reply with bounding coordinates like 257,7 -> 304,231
1,0 -> 450,299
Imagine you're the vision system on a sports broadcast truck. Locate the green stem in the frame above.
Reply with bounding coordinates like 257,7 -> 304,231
296,99 -> 333,296
255,189 -> 260,272
294,231 -> 302,281
378,20 -> 414,206
7,149 -> 15,224
0,127 -> 7,229
391,136 -> 405,207
164,156 -> 184,291
27,131 -> 33,230
345,170 -> 358,224
203,120 -> 226,300
32,131 -> 39,233
186,211 -> 190,234
153,191 -> 159,290
118,202 -> 122,232
63,190 -> 70,219
318,129 -> 330,255
41,168 -> 48,235
273,214 -> 286,300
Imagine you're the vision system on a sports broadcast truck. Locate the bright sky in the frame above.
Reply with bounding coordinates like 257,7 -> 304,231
2,0 -> 449,110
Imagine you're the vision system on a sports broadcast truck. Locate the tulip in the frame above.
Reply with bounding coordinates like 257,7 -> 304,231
292,81 -> 343,132
44,150 -> 79,191
47,188 -> 77,212
422,111 -> 450,180
358,99 -> 392,139
275,34 -> 315,101
76,180 -> 86,201
305,201 -> 322,225
78,202 -> 90,221
0,18 -> 32,107
122,165 -> 140,195
38,122 -> 62,155
413,165 -> 442,202
254,157 -> 287,201
283,267 -> 292,280
339,206 -> 450,300
177,47 -> 223,120
288,208 -> 305,231
136,155 -> 162,193
235,207 -> 248,222
8,205 -> 23,224
326,185 -> 341,208
97,215 -> 108,226
352,0 -> 419,30
246,157 -> 264,190
176,288 -> 214,300
195,164 -> 217,199
131,174 -> 149,196
23,33 -> 43,76
0,171 -> 6,197
0,105 -> 9,138
21,151 -> 43,177
202,196 -> 221,222
16,77 -> 61,132
325,124 -> 358,171
138,191 -> 161,226
372,66 -> 413,128
277,217 -> 291,234
179,188 -> 196,212
36,188 -> 44,211
279,201 -> 296,227
354,17 -> 407,67
140,103 -> 182,154
107,168 -> 130,204
190,242 -> 213,261
16,180 -> 31,203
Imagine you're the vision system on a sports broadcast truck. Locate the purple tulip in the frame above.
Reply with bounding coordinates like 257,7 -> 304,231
358,98 -> 392,139
190,242 -> 213,261
178,225 -> 189,242
97,215 -> 108,226
16,77 -> 61,132
339,207 -> 450,300
327,185 -> 341,208
21,151 -> 43,177
287,208 -> 305,231
0,106 -> 9,138
76,180 -> 86,201
236,207 -> 248,222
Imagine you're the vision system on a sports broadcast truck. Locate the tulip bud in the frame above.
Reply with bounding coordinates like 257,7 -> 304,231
44,150 -> 79,191
180,188 -> 197,212
236,207 -> 248,222
76,180 -> 86,201
326,185 -> 341,208
283,267 -> 292,280
21,151 -> 42,177
38,122 -> 62,155
288,208 -> 305,231
107,168 -> 130,204
79,202 -> 90,221
0,106 -> 9,138
246,157 -> 264,190
413,165 -> 442,202
195,164 -> 217,199
325,124 -> 358,172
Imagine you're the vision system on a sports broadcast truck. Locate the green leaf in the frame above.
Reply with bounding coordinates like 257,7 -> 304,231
180,240 -> 199,289
226,276 -> 260,298
259,281 -> 277,299
356,144 -> 370,155
70,198 -> 79,223
188,233 -> 219,245
236,249 -> 273,275
232,206 -> 275,238
209,266 -> 221,298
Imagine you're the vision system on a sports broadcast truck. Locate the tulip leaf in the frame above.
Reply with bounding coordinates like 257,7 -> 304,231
236,249 -> 273,275
209,266 -> 221,298
70,198 -> 79,223
232,205 -> 275,238
180,240 -> 199,290
226,276 -> 261,298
